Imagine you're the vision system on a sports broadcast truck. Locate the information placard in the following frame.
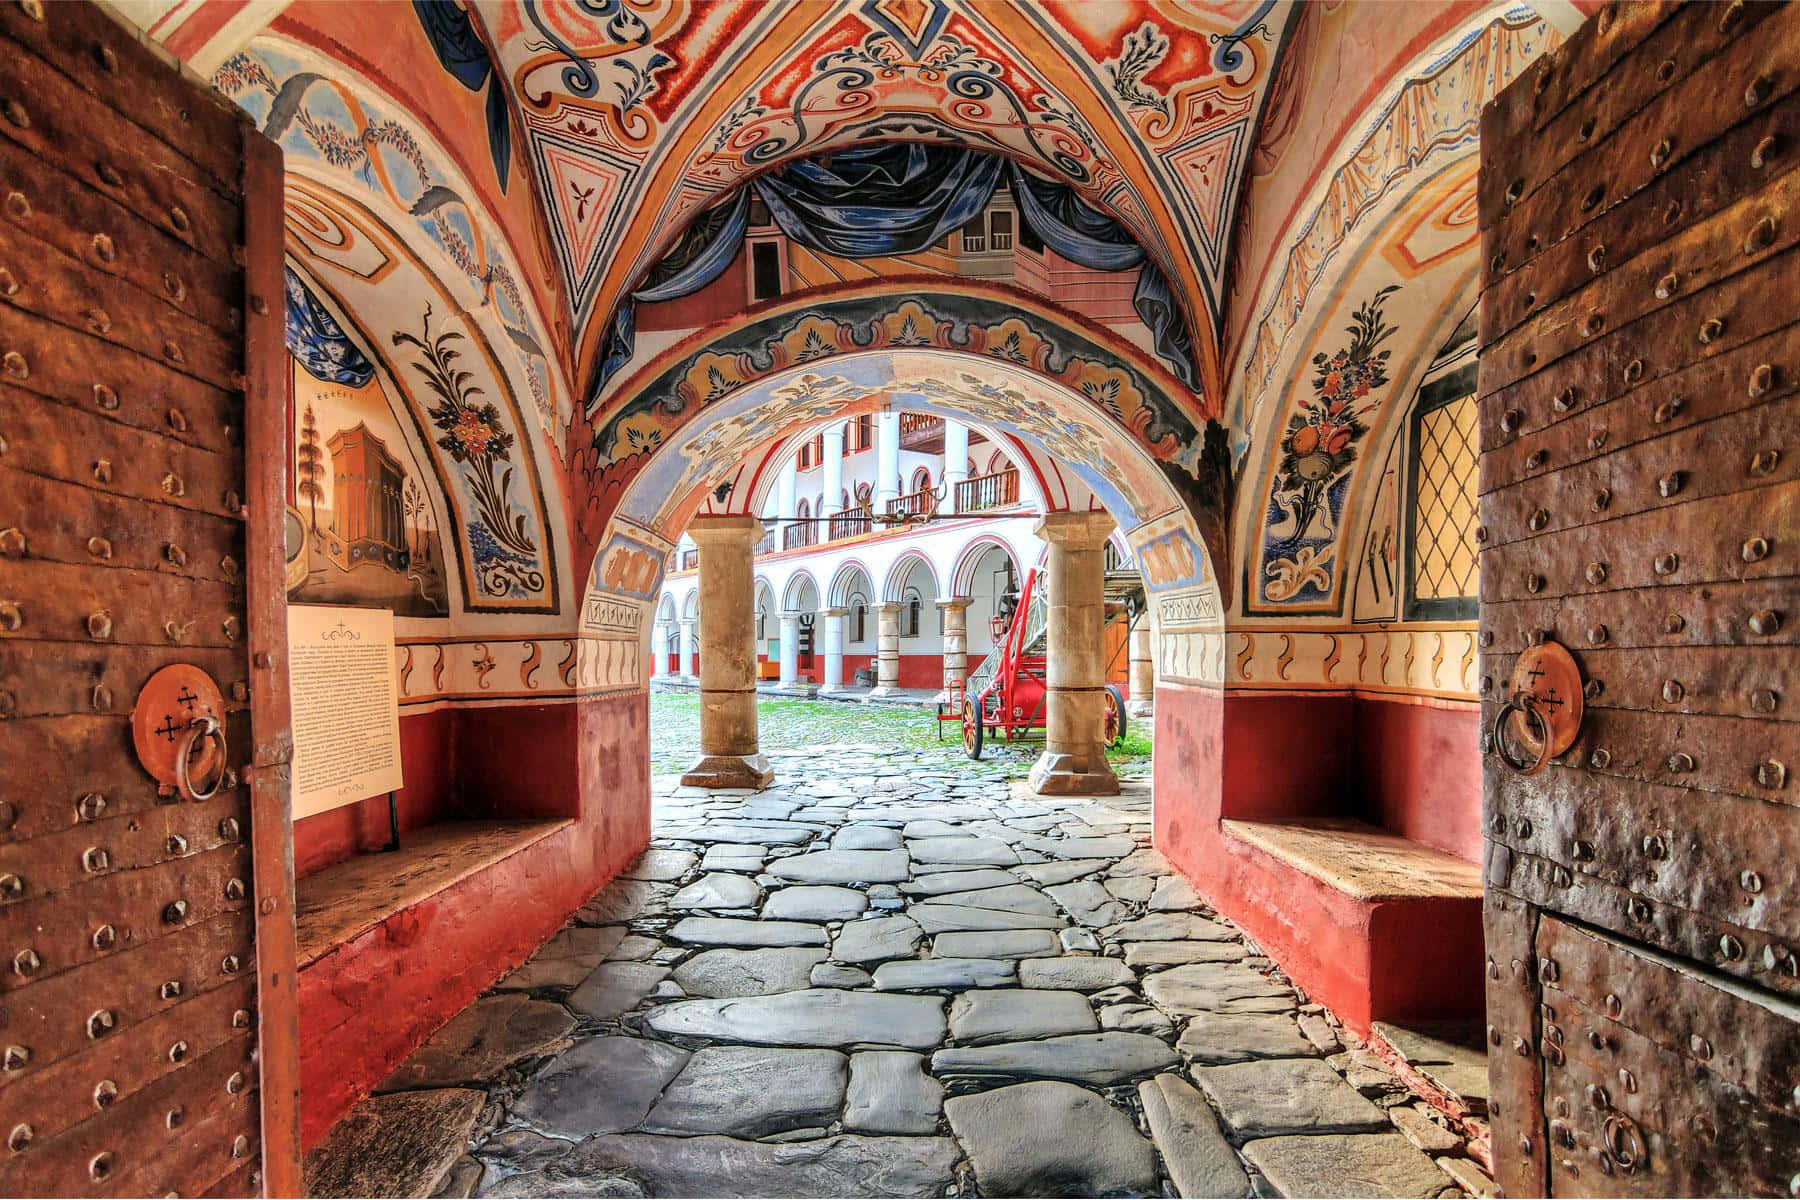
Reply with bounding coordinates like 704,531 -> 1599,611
287,604 -> 404,818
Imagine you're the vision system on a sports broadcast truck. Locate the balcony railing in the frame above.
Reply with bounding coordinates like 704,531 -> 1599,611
677,548 -> 699,572
898,411 -> 945,452
886,486 -> 938,520
754,531 -> 774,556
781,521 -> 817,551
955,468 -> 1019,512
828,505 -> 872,541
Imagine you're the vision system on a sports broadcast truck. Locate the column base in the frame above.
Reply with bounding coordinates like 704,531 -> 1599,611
1028,751 -> 1120,796
680,752 -> 775,789
1127,700 -> 1154,718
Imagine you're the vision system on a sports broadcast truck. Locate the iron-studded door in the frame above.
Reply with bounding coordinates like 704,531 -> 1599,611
1477,1 -> 1799,1195
0,3 -> 298,1196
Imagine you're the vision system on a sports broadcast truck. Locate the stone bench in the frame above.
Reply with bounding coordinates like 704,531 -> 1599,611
1217,818 -> 1484,1035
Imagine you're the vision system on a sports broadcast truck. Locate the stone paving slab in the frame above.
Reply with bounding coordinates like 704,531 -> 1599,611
909,902 -> 1066,933
498,926 -> 628,990
1138,1074 -> 1251,1199
570,962 -> 673,1020
1104,912 -> 1237,942
699,844 -> 767,872
642,1046 -> 847,1137
512,1036 -> 690,1139
945,1081 -> 1158,1197
931,929 -> 1061,959
844,1051 -> 943,1135
906,837 -> 1021,865
666,917 -> 827,947
484,1134 -> 961,1198
769,848 -> 912,883
761,885 -> 867,921
900,868 -> 1019,895
948,988 -> 1098,1044
644,989 -> 947,1049
623,849 -> 698,882
1017,955 -> 1136,990
381,995 -> 575,1090
1178,1011 -> 1316,1064
933,1031 -> 1178,1085
662,822 -> 814,846
1143,962 -> 1296,1016
305,1088 -> 485,1198
669,873 -> 763,910
1123,939 -> 1246,967
832,915 -> 924,963
871,957 -> 1016,991
925,882 -> 1062,917
669,948 -> 828,998
1194,1058 -> 1390,1138
1241,1133 -> 1456,1198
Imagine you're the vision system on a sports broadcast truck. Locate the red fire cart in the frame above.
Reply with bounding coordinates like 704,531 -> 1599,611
939,558 -> 1139,759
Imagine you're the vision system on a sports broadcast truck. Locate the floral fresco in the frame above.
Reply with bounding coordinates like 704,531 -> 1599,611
1256,284 -> 1398,608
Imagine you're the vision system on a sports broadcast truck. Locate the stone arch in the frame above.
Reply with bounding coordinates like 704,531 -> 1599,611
950,535 -> 1024,599
828,560 -> 877,611
783,569 -> 821,614
656,594 -> 676,625
680,590 -> 699,621
882,551 -> 940,607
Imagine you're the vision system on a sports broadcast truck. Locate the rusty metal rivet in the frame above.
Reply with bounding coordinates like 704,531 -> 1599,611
1752,134 -> 1781,170
1583,678 -> 1603,701
1592,487 -> 1611,512
88,232 -> 116,264
0,528 -> 23,558
92,383 -> 118,410
169,206 -> 190,233
162,272 -> 187,302
1654,552 -> 1679,576
162,339 -> 184,363
1667,752 -> 1695,773
1515,817 -> 1534,840
0,601 -> 19,632
221,953 -> 242,974
1661,679 -> 1685,704
1571,839 -> 1594,862
224,489 -> 243,513
86,1009 -> 115,1039
1662,613 -> 1686,636
1654,397 -> 1684,424
1553,386 -> 1577,413
161,471 -> 184,497
85,308 -> 110,335
230,680 -> 248,703
1738,869 -> 1764,895
1747,363 -> 1775,398
1657,471 -> 1683,498
2,99 -> 27,129
168,1040 -> 188,1063
1655,272 -> 1680,300
223,615 -> 241,641
7,1123 -> 29,1152
1755,761 -> 1788,790
1586,245 -> 1606,273
85,610 -> 113,641
91,923 -> 115,950
1750,688 -> 1779,714
1591,748 -> 1612,769
1587,430 -> 1608,452
1746,216 -> 1778,255
1513,1036 -> 1531,1058
1623,358 -> 1644,385
1699,317 -> 1724,344
226,1071 -> 246,1095
166,834 -> 188,856
1649,139 -> 1672,171
94,159 -> 122,187
89,1151 -> 112,1181
232,1134 -> 250,1159
1581,185 -> 1603,213
166,1106 -> 184,1130
1525,573 -> 1544,594
1499,408 -> 1522,435
86,535 -> 116,561
1474,524 -> 1489,544
0,265 -> 16,296
233,1008 -> 254,1031
1,1044 -> 28,1071
1746,74 -> 1773,107
1751,448 -> 1780,477
1749,609 -> 1781,636
160,980 -> 182,1000
220,816 -> 241,841
1,351 -> 25,382
1478,629 -> 1495,648
12,948 -> 39,977
1690,1033 -> 1713,1059
1587,625 -> 1609,645
1528,508 -> 1550,532
224,878 -> 246,901
93,459 -> 113,484
1504,178 -> 1524,204
82,846 -> 108,874
163,899 -> 188,924
1582,313 -> 1605,337
164,543 -> 187,567
1526,449 -> 1548,470
1585,562 -> 1606,585
1627,897 -> 1652,922
1588,1030 -> 1608,1051
1742,537 -> 1770,563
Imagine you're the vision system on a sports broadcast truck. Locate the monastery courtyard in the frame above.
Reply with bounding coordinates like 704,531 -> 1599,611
304,693 -> 1489,1199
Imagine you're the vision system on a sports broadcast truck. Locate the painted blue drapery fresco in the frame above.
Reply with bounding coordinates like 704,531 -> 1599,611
413,0 -> 511,193
285,266 -> 376,387
588,144 -> 1199,410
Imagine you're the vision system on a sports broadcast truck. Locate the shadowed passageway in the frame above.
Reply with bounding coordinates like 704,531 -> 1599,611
305,706 -> 1490,1198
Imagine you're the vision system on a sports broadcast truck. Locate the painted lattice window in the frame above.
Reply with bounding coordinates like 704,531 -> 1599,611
1406,380 -> 1479,620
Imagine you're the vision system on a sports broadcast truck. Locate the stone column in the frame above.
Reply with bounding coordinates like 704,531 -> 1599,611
938,598 -> 971,698
822,423 -> 845,515
681,515 -> 773,788
821,606 -> 847,691
871,602 -> 902,695
778,610 -> 801,686
650,621 -> 670,678
1028,510 -> 1119,796
678,617 -> 697,680
875,412 -> 901,508
1127,612 -> 1155,717
944,422 -> 969,514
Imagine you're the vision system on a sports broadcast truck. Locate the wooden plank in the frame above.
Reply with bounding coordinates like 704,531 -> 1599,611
1478,575 -> 1799,651
0,556 -> 246,648
0,467 -> 245,582
1481,644 -> 1792,723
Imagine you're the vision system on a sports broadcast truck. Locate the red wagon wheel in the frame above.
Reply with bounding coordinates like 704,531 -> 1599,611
961,699 -> 985,760
1102,684 -> 1128,747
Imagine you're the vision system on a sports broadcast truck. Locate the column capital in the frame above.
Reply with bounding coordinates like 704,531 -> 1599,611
1035,509 -> 1115,549
822,606 -> 850,618
873,601 -> 904,614
778,609 -> 804,621
686,514 -> 765,544
936,597 -> 973,612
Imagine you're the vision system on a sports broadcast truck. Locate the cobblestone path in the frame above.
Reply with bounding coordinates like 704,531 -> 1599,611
307,742 -> 1489,1198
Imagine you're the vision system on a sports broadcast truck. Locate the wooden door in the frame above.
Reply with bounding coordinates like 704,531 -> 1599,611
1477,2 -> 1799,1194
0,3 -> 298,1195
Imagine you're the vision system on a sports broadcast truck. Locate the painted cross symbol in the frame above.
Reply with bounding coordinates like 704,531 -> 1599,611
175,685 -> 199,713
1540,687 -> 1565,713
154,714 -> 182,743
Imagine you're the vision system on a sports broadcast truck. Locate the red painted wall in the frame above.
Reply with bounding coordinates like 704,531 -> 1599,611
1152,682 -> 1484,1037
296,692 -> 651,1148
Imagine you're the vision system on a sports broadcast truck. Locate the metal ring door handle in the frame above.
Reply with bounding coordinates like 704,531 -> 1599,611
1492,693 -> 1555,776
173,716 -> 228,802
